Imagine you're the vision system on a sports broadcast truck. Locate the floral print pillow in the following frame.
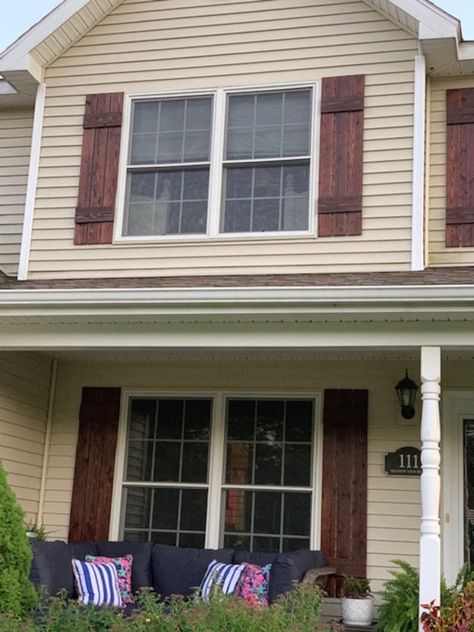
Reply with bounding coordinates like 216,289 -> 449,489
85,554 -> 134,605
234,563 -> 271,606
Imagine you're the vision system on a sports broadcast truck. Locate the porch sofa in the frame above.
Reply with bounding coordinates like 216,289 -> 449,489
29,540 -> 329,605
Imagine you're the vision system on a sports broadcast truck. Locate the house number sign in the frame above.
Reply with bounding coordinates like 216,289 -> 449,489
384,446 -> 422,476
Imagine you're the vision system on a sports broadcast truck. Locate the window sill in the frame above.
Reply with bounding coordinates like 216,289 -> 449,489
112,231 -> 317,246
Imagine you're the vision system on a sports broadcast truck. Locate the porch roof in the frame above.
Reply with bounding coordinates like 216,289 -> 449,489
1,279 -> 474,350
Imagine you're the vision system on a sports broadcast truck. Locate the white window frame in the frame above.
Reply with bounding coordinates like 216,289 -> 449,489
109,389 -> 323,552
113,81 -> 320,244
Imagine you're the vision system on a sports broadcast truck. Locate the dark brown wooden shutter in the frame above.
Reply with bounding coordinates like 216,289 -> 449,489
318,75 -> 365,237
446,88 -> 474,247
74,93 -> 124,245
68,387 -> 121,542
321,389 -> 368,592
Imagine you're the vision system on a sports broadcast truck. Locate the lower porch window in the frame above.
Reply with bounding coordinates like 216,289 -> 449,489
119,395 -> 317,553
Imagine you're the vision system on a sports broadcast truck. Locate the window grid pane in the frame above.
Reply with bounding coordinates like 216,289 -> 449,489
226,90 -> 311,160
125,96 -> 212,237
223,398 -> 314,553
222,164 -> 309,233
122,397 -> 211,546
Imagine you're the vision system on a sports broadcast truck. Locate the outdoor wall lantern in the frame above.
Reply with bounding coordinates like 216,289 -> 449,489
395,370 -> 418,419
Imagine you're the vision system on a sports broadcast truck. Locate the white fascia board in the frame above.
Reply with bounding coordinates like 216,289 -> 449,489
1,285 -> 474,315
0,0 -> 90,72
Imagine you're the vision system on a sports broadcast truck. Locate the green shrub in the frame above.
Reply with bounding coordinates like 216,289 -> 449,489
376,560 -> 474,632
0,459 -> 37,616
0,583 -> 331,631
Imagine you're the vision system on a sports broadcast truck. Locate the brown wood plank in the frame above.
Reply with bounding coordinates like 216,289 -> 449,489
446,88 -> 474,247
321,389 -> 368,596
68,387 -> 121,542
74,93 -> 124,245
318,76 -> 364,238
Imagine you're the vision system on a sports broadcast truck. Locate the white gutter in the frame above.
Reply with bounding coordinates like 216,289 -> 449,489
411,54 -> 426,272
18,83 -> 46,281
0,284 -> 474,313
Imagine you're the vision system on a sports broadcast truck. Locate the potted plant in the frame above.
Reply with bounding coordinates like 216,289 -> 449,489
25,520 -> 48,542
341,576 -> 374,627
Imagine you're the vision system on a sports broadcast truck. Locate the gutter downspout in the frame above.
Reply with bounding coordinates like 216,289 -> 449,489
18,82 -> 46,281
37,357 -> 57,527
411,54 -> 426,271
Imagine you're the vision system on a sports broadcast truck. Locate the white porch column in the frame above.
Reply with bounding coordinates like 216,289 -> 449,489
419,346 -> 441,629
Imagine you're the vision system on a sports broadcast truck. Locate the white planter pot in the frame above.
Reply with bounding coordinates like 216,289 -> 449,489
341,596 -> 374,627
26,532 -> 39,540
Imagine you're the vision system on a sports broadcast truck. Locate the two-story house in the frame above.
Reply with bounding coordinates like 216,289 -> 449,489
1,0 -> 474,623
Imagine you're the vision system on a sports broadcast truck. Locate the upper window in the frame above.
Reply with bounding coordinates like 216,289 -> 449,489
121,86 -> 314,239
223,90 -> 311,234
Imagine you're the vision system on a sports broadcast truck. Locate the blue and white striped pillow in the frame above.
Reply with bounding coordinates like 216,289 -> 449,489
72,559 -> 123,608
200,560 -> 247,603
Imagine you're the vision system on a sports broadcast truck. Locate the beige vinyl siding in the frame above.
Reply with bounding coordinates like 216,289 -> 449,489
28,0 -> 418,279
428,77 -> 474,267
44,356 -> 421,593
0,352 -> 52,520
0,109 -> 33,276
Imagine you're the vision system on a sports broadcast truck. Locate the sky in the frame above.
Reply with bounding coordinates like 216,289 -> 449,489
0,0 -> 473,53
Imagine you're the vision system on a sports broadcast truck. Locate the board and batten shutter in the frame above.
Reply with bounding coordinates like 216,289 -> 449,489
68,387 -> 121,542
74,92 -> 124,245
318,75 -> 365,237
321,389 -> 368,591
446,87 -> 474,247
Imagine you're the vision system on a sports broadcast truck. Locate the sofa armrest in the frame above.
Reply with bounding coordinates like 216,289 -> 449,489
301,566 -> 336,587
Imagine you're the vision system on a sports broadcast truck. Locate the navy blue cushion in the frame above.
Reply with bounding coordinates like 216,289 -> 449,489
96,541 -> 153,592
68,541 -> 99,560
286,549 -> 325,581
152,544 -> 234,598
29,540 -> 74,598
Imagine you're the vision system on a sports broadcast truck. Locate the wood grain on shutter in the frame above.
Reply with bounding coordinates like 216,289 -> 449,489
68,387 -> 121,542
318,75 -> 365,237
74,92 -> 124,245
446,88 -> 474,247
321,389 -> 368,593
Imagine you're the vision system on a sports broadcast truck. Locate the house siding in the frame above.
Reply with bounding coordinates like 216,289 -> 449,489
428,76 -> 474,267
0,352 -> 52,520
0,108 -> 33,277
28,0 -> 418,279
44,357 -> 422,594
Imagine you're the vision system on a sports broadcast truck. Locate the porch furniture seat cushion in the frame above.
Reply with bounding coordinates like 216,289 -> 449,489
233,549 -> 325,604
95,541 -> 153,593
72,559 -> 122,608
234,562 -> 272,606
151,544 -> 234,598
29,540 -> 75,598
200,560 -> 247,603
85,554 -> 134,605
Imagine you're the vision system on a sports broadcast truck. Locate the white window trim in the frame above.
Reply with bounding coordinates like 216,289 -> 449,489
113,81 -> 320,245
109,389 -> 323,552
